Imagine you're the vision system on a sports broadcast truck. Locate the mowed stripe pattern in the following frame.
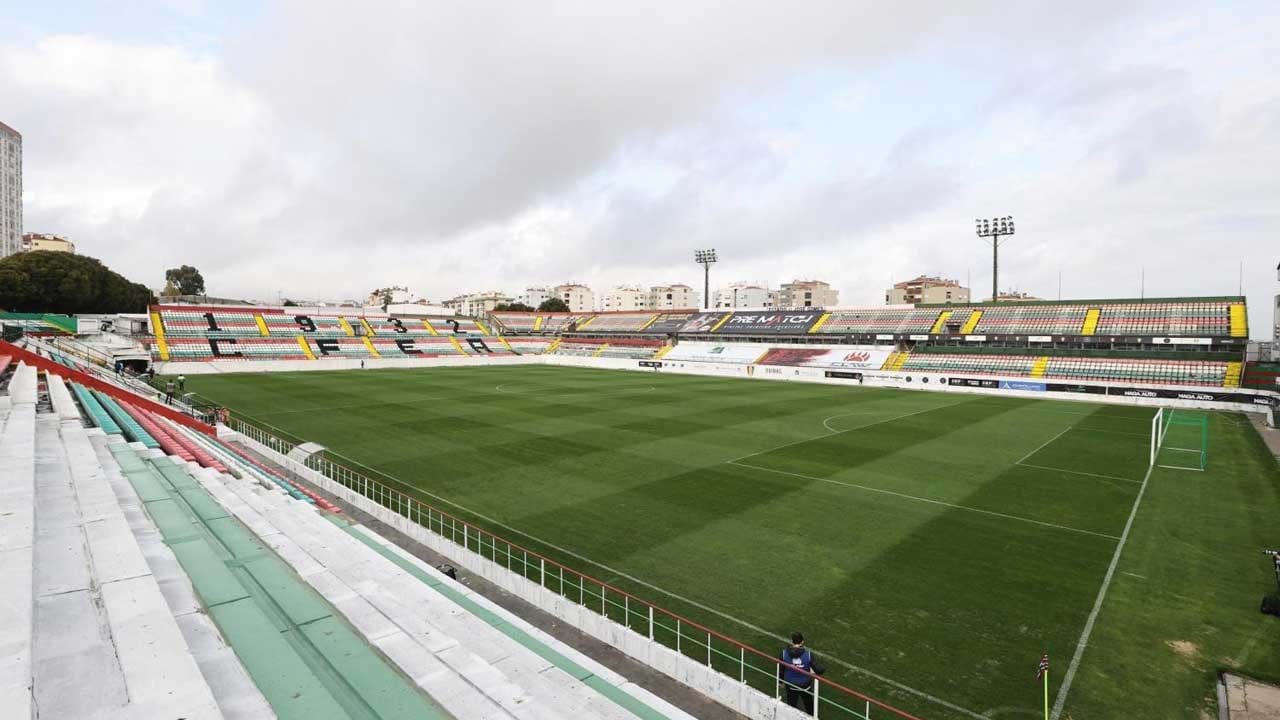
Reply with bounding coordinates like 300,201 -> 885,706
184,365 -> 1280,720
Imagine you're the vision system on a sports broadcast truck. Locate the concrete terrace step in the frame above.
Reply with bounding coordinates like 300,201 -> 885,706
112,444 -> 448,720
196,460 -> 693,720
0,362 -> 39,718
30,414 -> 223,720
90,432 -> 274,720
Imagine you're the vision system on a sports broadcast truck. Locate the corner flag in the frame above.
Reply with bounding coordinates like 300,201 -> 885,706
1035,653 -> 1049,720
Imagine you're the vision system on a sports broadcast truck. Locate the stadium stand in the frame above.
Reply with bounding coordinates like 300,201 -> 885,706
553,337 -> 665,359
0,312 -> 77,336
1,353 -> 700,719
577,312 -> 660,333
899,350 -> 1231,387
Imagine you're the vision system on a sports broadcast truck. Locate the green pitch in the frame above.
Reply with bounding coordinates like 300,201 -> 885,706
183,365 -> 1280,719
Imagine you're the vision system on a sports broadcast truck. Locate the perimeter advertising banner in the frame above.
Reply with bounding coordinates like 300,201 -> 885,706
756,346 -> 893,370
678,311 -> 824,334
663,341 -> 770,364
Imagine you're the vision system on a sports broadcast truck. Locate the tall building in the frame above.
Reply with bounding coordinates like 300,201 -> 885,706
713,282 -> 775,309
600,286 -> 649,312
777,280 -> 838,309
517,287 -> 551,309
21,233 -> 75,254
647,284 -> 699,310
552,283 -> 595,313
0,122 -> 21,258
886,275 -> 970,305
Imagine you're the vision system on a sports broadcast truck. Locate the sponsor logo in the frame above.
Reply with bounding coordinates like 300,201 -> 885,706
964,335 -> 988,342
1176,392 -> 1214,401
1000,381 -> 1047,392
728,313 -> 814,326
1122,389 -> 1159,398
876,334 -> 894,340
909,334 -> 930,341
1028,335 -> 1052,343
843,351 -> 872,363
638,361 -> 663,368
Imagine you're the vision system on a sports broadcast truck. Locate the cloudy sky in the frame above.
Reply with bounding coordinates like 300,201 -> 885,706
3,1 -> 1278,333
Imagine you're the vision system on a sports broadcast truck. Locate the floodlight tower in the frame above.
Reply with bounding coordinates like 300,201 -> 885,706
694,248 -> 718,309
975,216 -> 1015,301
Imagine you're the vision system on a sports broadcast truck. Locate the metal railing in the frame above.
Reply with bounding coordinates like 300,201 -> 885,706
227,417 -> 924,720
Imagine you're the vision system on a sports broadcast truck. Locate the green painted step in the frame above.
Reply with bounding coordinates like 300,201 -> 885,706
107,442 -> 450,720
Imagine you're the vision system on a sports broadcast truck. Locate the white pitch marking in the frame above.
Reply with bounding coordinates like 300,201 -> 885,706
1121,571 -> 1147,579
1015,425 -> 1076,466
1050,460 -> 1156,719
728,400 -> 968,464
317,447 -> 989,720
728,460 -> 1121,541
1014,463 -> 1142,485
821,410 -> 893,433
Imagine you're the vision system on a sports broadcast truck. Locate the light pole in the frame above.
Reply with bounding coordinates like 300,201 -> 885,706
694,249 -> 717,310
975,216 -> 1015,301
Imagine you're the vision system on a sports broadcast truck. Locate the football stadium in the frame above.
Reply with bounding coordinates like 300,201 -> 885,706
6,4 -> 1280,720
3,294 -> 1280,720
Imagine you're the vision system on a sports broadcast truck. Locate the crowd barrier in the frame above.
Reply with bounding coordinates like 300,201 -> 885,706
229,417 -> 924,720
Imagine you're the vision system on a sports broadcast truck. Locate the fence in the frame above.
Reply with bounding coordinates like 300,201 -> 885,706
226,416 -> 925,720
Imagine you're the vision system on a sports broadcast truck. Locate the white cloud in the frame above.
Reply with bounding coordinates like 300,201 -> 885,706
4,1 -> 1279,333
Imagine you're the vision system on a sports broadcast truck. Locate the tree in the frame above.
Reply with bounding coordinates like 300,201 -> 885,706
493,302 -> 534,312
538,297 -> 570,313
164,265 -> 205,296
0,251 -> 155,314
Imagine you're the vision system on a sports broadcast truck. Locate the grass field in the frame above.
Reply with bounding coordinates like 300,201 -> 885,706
183,365 -> 1280,719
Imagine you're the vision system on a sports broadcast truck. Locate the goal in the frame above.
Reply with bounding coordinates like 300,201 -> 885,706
1150,407 -> 1208,471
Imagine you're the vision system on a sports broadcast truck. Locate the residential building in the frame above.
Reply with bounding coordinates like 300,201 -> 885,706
552,283 -> 595,312
443,291 -> 512,316
993,290 -> 1042,302
777,279 -> 838,309
600,286 -> 649,312
713,282 -> 775,309
648,284 -> 699,310
886,275 -> 970,305
366,286 -> 414,306
21,233 -> 75,254
0,121 -> 21,258
517,287 -> 551,309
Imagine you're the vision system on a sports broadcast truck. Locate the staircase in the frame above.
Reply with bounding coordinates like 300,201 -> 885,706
881,351 -> 910,371
1081,308 -> 1101,335
959,310 -> 983,335
653,343 -> 675,360
1030,356 -> 1050,378
1224,361 -> 1243,388
1229,304 -> 1248,338
929,310 -> 952,334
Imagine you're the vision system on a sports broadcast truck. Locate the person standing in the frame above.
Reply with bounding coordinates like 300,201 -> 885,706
779,632 -> 825,714
177,374 -> 186,393
164,379 -> 175,405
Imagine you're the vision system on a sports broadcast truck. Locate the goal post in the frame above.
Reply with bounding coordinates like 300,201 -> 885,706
1150,407 -> 1208,471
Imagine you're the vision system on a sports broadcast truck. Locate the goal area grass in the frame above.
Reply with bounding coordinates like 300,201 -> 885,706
183,364 -> 1280,719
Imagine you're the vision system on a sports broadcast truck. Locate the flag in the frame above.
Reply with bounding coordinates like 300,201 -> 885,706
1035,653 -> 1049,681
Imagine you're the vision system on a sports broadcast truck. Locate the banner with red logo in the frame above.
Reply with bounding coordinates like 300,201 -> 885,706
756,345 -> 893,370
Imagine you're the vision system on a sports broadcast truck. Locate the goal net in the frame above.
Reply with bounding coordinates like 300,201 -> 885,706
1150,407 -> 1208,471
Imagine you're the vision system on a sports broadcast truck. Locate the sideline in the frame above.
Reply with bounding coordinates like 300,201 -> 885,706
1049,459 -> 1156,719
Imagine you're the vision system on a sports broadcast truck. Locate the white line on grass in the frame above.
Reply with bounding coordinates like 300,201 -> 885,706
728,400 -> 968,464
1014,463 -> 1142,485
1049,461 -> 1155,720
728,460 -> 1121,541
317,447 -> 988,720
1015,425 -> 1076,466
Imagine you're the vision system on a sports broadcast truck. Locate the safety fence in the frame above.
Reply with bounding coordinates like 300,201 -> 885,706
225,416 -> 925,720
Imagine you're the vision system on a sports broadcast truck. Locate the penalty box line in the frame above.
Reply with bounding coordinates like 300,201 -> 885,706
728,461 -> 1120,541
312,447 -> 988,720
